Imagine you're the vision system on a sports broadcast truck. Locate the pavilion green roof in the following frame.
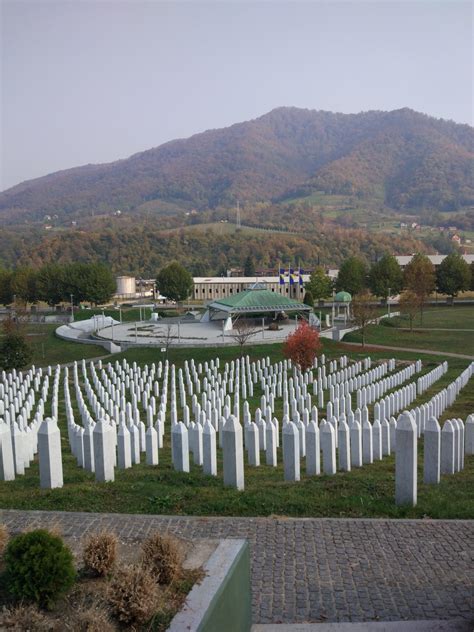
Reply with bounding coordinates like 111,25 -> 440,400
208,288 -> 311,313
335,291 -> 352,303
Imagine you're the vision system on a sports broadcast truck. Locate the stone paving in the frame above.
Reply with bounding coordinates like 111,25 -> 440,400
1,511 -> 473,624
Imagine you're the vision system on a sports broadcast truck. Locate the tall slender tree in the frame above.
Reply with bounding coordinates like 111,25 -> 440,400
403,254 -> 436,325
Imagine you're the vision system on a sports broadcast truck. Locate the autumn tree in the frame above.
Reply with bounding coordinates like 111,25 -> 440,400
156,262 -> 193,303
403,254 -> 436,325
368,254 -> 403,301
0,317 -> 32,370
351,291 -> 378,347
305,266 -> 332,302
399,290 -> 420,332
436,253 -> 471,302
283,319 -> 321,371
335,256 -> 368,296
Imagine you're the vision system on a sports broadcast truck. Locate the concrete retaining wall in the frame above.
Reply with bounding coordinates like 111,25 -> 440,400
168,539 -> 251,632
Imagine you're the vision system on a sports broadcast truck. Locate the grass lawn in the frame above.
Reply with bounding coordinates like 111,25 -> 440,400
0,338 -> 473,519
344,323 -> 474,356
24,325 -> 106,367
389,304 -> 474,329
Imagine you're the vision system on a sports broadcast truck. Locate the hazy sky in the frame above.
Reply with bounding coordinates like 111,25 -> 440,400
1,0 -> 472,191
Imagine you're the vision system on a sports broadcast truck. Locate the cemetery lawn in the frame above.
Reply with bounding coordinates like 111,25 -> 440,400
24,325 -> 106,367
344,324 -> 474,356
1,343 -> 473,519
388,304 -> 474,330
344,304 -> 474,355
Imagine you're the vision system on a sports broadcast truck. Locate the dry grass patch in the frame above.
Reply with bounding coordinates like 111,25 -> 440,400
140,533 -> 184,585
0,603 -> 53,630
82,531 -> 117,577
108,564 -> 162,626
74,599 -> 116,632
0,525 -> 9,557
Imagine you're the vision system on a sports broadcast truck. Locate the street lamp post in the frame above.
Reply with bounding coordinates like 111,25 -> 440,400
332,289 -> 335,327
70,294 -> 74,322
388,287 -> 391,318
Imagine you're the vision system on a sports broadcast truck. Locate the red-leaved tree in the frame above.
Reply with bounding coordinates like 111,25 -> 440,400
283,320 -> 321,371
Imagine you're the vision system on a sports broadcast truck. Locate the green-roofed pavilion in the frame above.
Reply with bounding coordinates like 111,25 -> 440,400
203,286 -> 311,323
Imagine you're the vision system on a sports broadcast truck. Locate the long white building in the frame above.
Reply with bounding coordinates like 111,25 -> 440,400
192,271 -> 339,301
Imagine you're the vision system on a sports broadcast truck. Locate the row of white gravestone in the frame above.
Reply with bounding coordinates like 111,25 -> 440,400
69,352 -> 362,454
395,362 -> 474,506
58,354 -> 374,486
28,399 -> 474,494
3,358 -> 362,486
4,356 -> 470,494
0,363 -> 62,481
71,354 -> 440,482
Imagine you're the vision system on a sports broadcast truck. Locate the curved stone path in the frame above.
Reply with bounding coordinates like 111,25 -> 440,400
1,510 -> 473,624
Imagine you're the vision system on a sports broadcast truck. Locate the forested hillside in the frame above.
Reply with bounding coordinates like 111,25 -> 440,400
0,107 -> 472,223
0,217 -> 426,276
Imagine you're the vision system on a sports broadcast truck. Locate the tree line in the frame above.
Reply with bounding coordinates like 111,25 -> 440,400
304,253 -> 473,339
304,253 -> 473,304
0,262 -> 116,307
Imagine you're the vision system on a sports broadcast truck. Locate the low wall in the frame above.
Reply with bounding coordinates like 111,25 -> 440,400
168,539 -> 251,632
56,325 -> 121,354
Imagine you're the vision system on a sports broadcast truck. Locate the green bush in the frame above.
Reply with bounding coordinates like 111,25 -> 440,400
4,529 -> 76,609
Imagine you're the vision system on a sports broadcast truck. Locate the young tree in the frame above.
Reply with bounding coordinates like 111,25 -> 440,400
155,323 -> 176,359
243,255 -> 256,276
436,253 -> 471,302
229,320 -> 260,355
0,317 -> 33,370
399,290 -> 420,332
403,253 -> 436,325
351,291 -> 378,347
283,319 -> 321,371
335,256 -> 368,296
0,270 -> 14,306
368,254 -> 403,301
156,262 -> 193,303
303,290 -> 314,307
305,266 -> 332,302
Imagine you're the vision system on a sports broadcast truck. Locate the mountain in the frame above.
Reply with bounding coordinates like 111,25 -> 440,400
0,107 -> 472,223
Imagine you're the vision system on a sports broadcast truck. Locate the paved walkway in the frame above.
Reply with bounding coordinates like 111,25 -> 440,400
1,511 -> 472,624
342,342 -> 474,361
396,328 -> 474,332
